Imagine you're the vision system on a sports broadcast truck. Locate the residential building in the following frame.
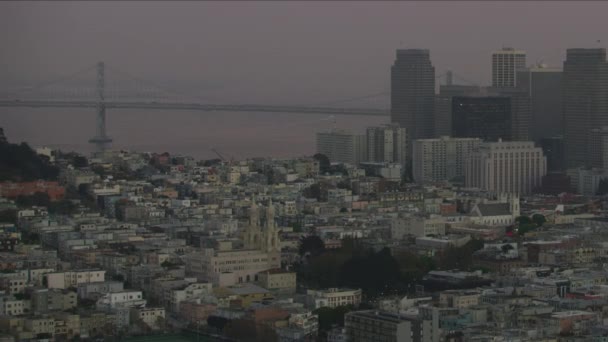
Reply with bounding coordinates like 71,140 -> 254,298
46,269 -> 106,289
412,136 -> 481,184
391,49 -> 435,148
492,47 -> 526,88
366,124 -> 407,167
465,140 -> 547,195
257,269 -> 296,293
563,48 -> 608,167
345,310 -> 433,342
130,307 -> 165,330
316,129 -> 366,165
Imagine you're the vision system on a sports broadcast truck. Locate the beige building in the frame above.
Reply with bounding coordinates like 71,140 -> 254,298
186,200 -> 281,287
412,136 -> 481,184
46,269 -> 106,289
257,269 -> 296,293
439,290 -> 481,309
24,317 -> 55,337
465,140 -> 546,195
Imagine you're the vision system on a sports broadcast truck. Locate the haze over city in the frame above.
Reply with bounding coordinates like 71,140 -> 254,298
1,1 -> 607,159
5,2 -> 608,341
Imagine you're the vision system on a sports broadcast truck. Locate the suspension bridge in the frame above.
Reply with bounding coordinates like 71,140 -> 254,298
0,62 -> 473,151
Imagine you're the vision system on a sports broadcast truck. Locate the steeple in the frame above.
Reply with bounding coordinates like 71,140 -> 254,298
265,198 -> 275,229
249,195 -> 260,228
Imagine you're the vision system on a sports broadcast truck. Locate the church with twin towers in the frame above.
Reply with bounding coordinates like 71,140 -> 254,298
185,197 -> 282,287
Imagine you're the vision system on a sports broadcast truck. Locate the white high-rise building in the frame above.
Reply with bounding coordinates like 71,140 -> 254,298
366,124 -> 407,167
316,129 -> 366,165
492,47 -> 526,88
412,136 -> 481,184
465,140 -> 547,195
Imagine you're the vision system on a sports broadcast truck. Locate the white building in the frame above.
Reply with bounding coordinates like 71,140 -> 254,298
170,282 -> 212,312
465,140 -> 546,195
492,47 -> 526,88
366,124 -> 407,167
316,129 -> 366,165
412,136 -> 481,184
306,288 -> 362,309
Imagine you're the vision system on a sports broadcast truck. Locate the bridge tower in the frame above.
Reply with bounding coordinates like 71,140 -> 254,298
88,61 -> 112,152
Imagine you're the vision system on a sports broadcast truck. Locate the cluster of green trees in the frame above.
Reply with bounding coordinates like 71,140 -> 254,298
0,139 -> 59,182
515,214 -> 546,235
297,236 -> 486,300
14,192 -> 79,216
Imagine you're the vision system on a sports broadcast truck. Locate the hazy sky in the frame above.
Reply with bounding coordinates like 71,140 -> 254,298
1,1 -> 607,105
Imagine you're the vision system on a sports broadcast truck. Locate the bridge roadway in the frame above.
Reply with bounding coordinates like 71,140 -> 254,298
0,100 -> 389,116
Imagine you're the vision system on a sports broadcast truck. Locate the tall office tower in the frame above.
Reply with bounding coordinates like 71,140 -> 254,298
451,95 -> 530,142
366,124 -> 407,167
465,140 -> 547,195
434,85 -> 482,137
316,129 -> 366,165
492,47 -> 526,88
451,96 -> 512,141
563,48 -> 608,168
516,64 -> 563,141
412,136 -> 481,184
540,136 -> 565,172
390,49 -> 435,145
588,126 -> 608,169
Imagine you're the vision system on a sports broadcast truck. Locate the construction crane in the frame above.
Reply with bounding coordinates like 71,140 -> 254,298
211,148 -> 227,162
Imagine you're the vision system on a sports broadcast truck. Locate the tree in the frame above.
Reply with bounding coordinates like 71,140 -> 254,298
0,209 -> 17,224
0,137 -> 59,182
515,216 -> 532,226
314,305 -> 354,331
299,235 -> 325,256
313,153 -> 331,174
71,155 -> 88,168
16,192 -> 51,208
207,316 -> 229,332
532,214 -> 547,227
303,183 -> 322,201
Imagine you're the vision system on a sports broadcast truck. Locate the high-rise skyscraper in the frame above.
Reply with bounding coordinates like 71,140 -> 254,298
390,49 -> 435,146
563,48 -> 608,168
366,124 -> 407,167
516,65 -> 563,141
451,96 -> 512,141
465,140 -> 547,195
434,85 -> 482,137
589,126 -> 608,169
492,47 -> 526,88
540,136 -> 565,172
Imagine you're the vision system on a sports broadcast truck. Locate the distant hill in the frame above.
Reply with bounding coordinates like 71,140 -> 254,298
0,128 -> 59,182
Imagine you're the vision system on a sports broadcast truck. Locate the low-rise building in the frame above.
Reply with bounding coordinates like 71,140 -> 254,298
306,288 -> 362,309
